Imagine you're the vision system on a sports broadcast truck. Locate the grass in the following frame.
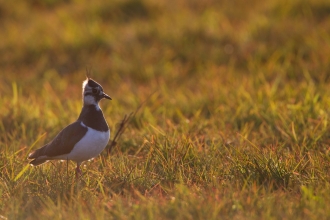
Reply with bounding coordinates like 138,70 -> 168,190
1,0 -> 330,219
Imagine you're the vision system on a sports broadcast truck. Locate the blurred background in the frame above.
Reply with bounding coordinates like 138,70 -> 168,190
1,0 -> 329,83
1,0 -> 330,148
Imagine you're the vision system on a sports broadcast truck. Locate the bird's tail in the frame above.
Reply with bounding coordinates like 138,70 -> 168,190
28,146 -> 48,166
29,158 -> 48,166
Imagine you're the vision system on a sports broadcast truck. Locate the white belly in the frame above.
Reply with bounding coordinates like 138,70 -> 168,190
64,127 -> 110,162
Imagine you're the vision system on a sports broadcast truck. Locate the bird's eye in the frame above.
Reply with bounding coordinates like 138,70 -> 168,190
92,88 -> 98,94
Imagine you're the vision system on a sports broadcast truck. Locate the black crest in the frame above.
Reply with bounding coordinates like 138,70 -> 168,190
88,79 -> 101,88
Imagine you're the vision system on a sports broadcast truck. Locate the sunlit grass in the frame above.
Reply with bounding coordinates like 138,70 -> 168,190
1,0 -> 330,219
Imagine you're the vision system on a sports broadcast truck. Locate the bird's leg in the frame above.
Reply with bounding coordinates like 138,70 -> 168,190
76,162 -> 82,179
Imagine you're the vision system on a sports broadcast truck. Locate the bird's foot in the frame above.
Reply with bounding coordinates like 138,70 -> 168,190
75,166 -> 82,179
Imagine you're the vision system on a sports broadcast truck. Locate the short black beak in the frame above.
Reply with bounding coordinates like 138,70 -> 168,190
103,92 -> 112,100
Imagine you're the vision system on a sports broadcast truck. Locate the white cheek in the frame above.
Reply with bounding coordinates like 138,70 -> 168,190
82,79 -> 88,89
84,95 -> 97,105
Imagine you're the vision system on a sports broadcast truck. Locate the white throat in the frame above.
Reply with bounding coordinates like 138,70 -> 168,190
83,95 -> 98,106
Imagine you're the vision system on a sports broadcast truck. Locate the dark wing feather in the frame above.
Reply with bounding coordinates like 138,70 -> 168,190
29,121 -> 88,159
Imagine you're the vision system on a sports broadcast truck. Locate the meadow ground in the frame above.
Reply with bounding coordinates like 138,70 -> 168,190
1,0 -> 330,219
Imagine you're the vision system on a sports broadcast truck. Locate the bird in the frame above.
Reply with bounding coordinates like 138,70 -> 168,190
28,78 -> 111,178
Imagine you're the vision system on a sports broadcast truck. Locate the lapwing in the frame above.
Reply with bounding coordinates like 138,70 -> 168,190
28,78 -> 111,178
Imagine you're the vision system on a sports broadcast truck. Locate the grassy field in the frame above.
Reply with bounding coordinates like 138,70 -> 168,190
1,0 -> 330,219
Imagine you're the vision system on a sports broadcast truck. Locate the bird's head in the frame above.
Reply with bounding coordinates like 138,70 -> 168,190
82,78 -> 111,106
